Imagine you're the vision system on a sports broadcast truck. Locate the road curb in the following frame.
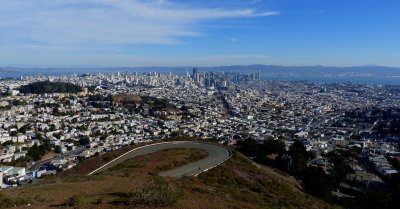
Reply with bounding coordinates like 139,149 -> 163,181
87,141 -> 231,176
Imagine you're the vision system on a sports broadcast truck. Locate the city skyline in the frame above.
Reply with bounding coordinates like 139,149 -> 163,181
0,53 -> 399,208
0,0 -> 399,67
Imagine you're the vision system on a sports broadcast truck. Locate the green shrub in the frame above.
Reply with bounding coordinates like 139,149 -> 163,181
94,197 -> 104,205
0,193 -> 33,208
14,196 -> 33,206
0,193 -> 14,208
65,193 -> 89,208
114,175 -> 183,207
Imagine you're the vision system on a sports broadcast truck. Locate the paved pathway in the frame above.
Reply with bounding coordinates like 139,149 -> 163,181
88,141 -> 231,177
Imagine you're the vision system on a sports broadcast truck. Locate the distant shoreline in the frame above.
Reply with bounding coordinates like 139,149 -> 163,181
260,75 -> 400,85
1,67 -> 400,85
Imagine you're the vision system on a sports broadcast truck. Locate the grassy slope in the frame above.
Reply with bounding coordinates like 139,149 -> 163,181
2,148 -> 340,209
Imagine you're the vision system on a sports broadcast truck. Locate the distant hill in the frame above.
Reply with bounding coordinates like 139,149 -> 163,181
18,81 -> 82,94
195,65 -> 400,77
0,67 -> 19,73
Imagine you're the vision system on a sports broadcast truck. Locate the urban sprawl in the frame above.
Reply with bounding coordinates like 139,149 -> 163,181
0,68 -> 399,194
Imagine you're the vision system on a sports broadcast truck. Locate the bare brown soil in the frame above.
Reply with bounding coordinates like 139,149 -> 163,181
60,145 -> 138,176
113,94 -> 142,104
41,152 -> 57,161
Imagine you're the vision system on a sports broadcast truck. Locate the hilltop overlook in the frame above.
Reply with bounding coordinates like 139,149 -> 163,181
1,146 -> 338,209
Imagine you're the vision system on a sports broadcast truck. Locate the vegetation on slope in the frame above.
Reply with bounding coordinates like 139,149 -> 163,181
193,151 -> 338,209
2,145 -> 339,209
237,138 -> 400,209
155,148 -> 209,172
0,193 -> 32,209
18,81 -> 82,94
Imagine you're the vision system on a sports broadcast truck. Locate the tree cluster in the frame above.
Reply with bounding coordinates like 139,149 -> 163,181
237,138 -> 353,204
18,81 -> 82,94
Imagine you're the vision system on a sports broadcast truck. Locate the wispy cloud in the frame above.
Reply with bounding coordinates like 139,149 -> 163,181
249,0 -> 263,4
0,48 -> 270,66
0,0 -> 278,48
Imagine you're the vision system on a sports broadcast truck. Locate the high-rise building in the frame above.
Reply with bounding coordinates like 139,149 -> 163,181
204,78 -> 211,88
192,68 -> 200,83
222,80 -> 227,87
256,70 -> 261,80
251,73 -> 256,80
175,78 -> 182,86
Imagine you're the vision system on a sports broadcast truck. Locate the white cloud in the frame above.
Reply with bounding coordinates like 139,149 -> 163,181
0,0 -> 278,47
249,0 -> 263,4
102,53 -> 269,66
231,38 -> 238,42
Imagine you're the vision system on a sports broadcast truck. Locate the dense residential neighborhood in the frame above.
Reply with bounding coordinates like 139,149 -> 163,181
0,70 -> 399,203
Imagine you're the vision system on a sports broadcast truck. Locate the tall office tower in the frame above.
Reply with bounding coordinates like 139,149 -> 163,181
176,78 -> 182,86
204,78 -> 211,88
125,74 -> 130,84
256,70 -> 261,80
210,79 -> 216,88
222,80 -> 227,87
117,71 -> 121,78
192,67 -> 200,83
195,73 -> 200,83
192,67 -> 198,77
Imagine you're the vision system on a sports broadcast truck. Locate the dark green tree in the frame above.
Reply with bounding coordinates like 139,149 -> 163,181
54,145 -> 62,154
302,166 -> 332,201
237,138 -> 260,157
10,131 -> 18,137
288,140 -> 309,176
325,150 -> 354,188
2,141 -> 14,147
263,139 -> 286,156
18,81 -> 82,94
78,136 -> 90,146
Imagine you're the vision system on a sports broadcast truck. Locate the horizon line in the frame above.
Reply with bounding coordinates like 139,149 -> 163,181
2,64 -> 400,69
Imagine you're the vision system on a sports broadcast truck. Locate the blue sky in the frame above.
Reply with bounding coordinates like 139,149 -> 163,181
0,0 -> 399,67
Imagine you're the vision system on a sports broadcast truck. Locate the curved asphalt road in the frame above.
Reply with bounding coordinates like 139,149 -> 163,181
88,141 -> 231,177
